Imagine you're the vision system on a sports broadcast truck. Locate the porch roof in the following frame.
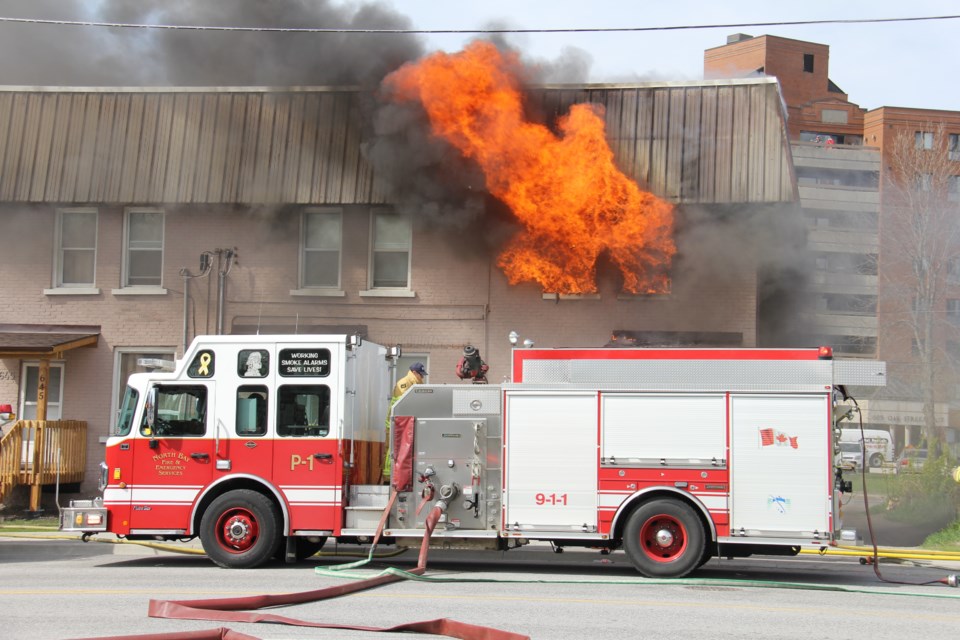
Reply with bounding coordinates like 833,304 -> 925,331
0,324 -> 100,358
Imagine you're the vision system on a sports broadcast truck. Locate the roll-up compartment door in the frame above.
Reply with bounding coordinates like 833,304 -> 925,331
504,392 -> 597,532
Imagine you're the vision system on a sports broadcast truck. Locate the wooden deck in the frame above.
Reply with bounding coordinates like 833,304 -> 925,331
0,420 -> 87,504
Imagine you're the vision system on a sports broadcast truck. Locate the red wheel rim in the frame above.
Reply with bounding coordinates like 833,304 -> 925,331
639,514 -> 687,562
215,507 -> 260,553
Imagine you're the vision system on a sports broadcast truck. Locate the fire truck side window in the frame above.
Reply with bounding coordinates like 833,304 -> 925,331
277,385 -> 330,437
236,386 -> 268,436
116,386 -> 139,436
140,385 -> 207,437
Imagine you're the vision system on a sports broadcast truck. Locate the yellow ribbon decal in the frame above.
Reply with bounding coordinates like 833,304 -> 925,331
197,352 -> 212,376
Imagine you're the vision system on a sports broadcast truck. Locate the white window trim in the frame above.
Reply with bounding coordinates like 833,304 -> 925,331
120,207 -> 165,290
52,207 -> 98,291
294,207 -> 344,295
107,347 -> 177,436
362,209 -> 414,296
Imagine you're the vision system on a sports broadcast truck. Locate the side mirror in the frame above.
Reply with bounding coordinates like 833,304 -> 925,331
145,387 -> 157,429
145,387 -> 159,448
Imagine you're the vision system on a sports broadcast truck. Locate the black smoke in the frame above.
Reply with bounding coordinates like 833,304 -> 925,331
0,0 -> 423,86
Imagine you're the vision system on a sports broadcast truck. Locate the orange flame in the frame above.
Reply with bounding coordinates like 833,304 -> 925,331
384,41 -> 675,294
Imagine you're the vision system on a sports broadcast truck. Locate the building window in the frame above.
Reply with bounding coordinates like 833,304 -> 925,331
301,208 -> 342,288
55,209 -> 97,288
948,299 -> 960,325
948,134 -> 960,161
370,211 -> 411,289
123,209 -> 164,287
111,349 -> 176,433
949,176 -> 960,203
803,53 -> 814,73
915,131 -> 934,150
948,257 -> 960,283
916,172 -> 933,192
948,341 -> 960,364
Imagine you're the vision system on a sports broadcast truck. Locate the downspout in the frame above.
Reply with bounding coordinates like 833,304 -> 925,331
216,248 -> 237,336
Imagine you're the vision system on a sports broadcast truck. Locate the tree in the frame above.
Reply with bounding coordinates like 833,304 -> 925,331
881,125 -> 960,450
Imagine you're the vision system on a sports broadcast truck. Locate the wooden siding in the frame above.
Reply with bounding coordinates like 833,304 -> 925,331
0,80 -> 795,205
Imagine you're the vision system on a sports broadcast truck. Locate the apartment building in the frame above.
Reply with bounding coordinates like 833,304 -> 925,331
0,80 -> 798,497
706,34 -> 960,450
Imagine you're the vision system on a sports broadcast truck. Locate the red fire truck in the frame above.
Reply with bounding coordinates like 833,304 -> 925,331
61,334 -> 884,578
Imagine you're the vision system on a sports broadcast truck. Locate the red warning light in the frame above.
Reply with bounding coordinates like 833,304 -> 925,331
818,346 -> 833,360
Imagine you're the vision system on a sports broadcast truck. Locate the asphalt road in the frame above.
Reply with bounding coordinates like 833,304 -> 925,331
3,534 -> 960,640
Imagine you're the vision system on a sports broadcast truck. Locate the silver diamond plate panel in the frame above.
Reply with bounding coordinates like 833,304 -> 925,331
834,360 -> 886,387
452,387 -> 502,416
523,359 -> 834,392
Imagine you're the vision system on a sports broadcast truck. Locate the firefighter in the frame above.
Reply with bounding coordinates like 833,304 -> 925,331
383,362 -> 427,482
455,345 -> 488,383
394,362 -> 427,397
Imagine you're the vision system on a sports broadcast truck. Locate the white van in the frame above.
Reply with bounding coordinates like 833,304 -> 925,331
840,429 -> 894,468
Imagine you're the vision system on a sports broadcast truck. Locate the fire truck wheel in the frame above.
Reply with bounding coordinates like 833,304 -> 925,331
274,536 -> 328,561
623,499 -> 706,578
200,490 -> 282,568
295,536 -> 328,560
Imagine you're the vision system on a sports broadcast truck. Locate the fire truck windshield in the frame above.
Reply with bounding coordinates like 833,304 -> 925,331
116,386 -> 139,436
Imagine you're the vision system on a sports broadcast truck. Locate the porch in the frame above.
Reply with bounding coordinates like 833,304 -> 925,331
0,420 -> 87,506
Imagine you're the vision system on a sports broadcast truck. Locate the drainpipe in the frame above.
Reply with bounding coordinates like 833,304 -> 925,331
215,248 -> 237,336
180,253 -> 213,353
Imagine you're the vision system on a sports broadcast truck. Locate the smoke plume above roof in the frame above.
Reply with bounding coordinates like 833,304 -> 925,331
0,0 -> 424,86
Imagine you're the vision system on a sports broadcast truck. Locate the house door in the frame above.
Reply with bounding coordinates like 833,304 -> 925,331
19,362 -> 64,420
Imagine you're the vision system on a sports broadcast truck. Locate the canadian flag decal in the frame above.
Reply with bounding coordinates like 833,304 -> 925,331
759,428 -> 799,449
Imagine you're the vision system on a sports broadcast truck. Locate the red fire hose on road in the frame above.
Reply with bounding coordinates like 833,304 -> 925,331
72,416 -> 528,640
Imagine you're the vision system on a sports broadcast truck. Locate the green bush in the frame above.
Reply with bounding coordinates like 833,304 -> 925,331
885,452 -> 960,525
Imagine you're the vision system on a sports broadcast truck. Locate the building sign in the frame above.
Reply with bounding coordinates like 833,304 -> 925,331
857,399 -> 949,427
278,348 -> 331,377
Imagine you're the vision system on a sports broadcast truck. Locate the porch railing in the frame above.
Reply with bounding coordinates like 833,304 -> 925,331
0,420 -> 87,505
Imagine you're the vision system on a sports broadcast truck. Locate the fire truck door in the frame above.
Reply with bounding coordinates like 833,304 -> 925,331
729,394 -> 830,536
271,382 -> 339,533
129,382 -> 215,533
504,391 -> 598,532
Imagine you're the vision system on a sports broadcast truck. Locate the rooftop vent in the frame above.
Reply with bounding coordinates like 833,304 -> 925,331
727,33 -> 754,44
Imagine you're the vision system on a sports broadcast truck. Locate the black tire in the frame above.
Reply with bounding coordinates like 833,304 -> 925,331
275,535 -> 328,562
200,489 -> 282,568
868,453 -> 884,468
622,499 -> 706,578
295,536 -> 328,560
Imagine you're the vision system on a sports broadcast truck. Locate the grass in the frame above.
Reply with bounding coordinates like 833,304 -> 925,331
923,520 -> 960,550
0,515 -> 60,533
843,468 -> 904,499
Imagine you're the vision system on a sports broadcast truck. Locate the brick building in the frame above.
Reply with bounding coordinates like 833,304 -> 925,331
0,80 -> 798,498
705,34 -> 960,452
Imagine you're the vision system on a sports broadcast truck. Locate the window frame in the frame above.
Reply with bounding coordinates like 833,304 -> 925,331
300,207 -> 343,290
54,208 -> 98,289
915,131 -> 935,150
366,209 -> 413,293
948,299 -> 960,325
122,208 -> 165,288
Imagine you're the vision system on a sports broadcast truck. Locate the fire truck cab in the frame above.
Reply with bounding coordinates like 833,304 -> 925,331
63,334 -> 391,567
